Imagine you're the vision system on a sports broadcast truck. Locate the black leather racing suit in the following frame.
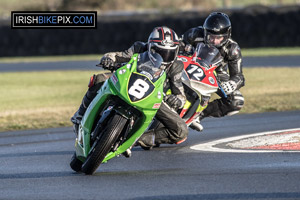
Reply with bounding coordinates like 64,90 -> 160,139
75,41 -> 188,145
182,26 -> 245,118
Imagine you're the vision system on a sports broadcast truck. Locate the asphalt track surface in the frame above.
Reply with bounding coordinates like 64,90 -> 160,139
1,57 -> 300,199
1,110 -> 300,200
0,55 -> 300,72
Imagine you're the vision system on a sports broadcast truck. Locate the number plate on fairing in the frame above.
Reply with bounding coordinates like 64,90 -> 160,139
186,64 -> 206,82
128,73 -> 154,102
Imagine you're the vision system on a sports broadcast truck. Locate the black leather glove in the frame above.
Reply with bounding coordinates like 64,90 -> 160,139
99,57 -> 115,70
165,94 -> 183,110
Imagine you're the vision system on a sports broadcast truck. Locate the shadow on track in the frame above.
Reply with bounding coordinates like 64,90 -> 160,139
0,151 -> 73,158
129,192 -> 300,200
0,171 -> 79,179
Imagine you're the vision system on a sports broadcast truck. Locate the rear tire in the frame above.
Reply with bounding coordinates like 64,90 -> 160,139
70,152 -> 83,172
81,114 -> 127,175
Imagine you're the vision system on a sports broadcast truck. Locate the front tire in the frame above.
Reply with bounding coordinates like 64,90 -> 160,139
70,152 -> 83,172
81,114 -> 127,175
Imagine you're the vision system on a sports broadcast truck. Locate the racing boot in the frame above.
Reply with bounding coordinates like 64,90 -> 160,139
122,149 -> 132,158
71,111 -> 83,136
189,112 -> 205,132
190,118 -> 203,132
71,106 -> 85,137
71,90 -> 97,136
137,131 -> 155,150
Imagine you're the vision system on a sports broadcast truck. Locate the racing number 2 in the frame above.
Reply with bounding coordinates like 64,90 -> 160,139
128,79 -> 150,99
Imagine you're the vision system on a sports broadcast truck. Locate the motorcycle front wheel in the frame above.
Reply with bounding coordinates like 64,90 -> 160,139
81,114 -> 127,175
70,152 -> 83,172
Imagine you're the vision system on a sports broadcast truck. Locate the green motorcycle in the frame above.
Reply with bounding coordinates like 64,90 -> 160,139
70,52 -> 165,175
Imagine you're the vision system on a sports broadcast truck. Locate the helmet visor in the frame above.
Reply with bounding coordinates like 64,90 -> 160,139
151,45 -> 177,63
206,32 -> 227,47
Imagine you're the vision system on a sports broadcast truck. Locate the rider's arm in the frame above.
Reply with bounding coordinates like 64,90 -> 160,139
182,26 -> 205,48
103,41 -> 147,63
227,42 -> 245,90
168,59 -> 186,108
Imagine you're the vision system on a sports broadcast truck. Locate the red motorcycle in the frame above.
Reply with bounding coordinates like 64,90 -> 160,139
176,43 -> 225,128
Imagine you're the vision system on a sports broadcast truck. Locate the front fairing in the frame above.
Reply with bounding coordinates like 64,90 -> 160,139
178,55 -> 219,97
110,54 -> 166,111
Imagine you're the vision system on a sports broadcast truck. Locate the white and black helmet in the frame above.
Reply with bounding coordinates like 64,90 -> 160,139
148,26 -> 179,67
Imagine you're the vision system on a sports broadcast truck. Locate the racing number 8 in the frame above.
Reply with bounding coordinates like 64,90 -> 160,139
128,79 -> 150,99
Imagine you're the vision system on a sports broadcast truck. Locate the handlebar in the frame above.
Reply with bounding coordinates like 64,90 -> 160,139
96,63 -> 123,72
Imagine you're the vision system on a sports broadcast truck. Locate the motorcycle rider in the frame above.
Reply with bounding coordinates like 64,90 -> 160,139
182,12 -> 245,131
71,26 -> 188,149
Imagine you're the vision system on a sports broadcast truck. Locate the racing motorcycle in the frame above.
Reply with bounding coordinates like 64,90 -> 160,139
70,52 -> 166,175
144,43 -> 226,149
173,43 -> 226,128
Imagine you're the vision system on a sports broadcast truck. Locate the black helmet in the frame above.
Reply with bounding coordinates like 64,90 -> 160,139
148,26 -> 179,67
203,12 -> 231,47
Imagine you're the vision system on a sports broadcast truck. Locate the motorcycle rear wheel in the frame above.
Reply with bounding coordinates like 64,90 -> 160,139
81,114 -> 127,175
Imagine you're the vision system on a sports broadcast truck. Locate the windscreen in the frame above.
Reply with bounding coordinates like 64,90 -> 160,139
137,52 -> 164,81
195,43 -> 223,68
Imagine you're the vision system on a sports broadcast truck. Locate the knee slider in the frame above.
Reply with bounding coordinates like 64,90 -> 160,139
88,73 -> 112,88
95,73 -> 112,83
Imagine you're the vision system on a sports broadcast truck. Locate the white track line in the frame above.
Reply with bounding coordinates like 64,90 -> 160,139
190,128 -> 300,153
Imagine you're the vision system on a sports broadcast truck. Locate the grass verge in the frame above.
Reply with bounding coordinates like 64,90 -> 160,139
241,47 -> 300,57
0,68 -> 300,132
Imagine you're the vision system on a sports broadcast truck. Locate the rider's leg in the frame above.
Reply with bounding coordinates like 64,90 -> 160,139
71,73 -> 112,131
204,90 -> 244,117
138,102 -> 188,149
191,90 -> 244,131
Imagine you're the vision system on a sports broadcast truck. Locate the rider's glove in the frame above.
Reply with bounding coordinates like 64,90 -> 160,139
99,57 -> 115,70
165,94 -> 183,110
221,80 -> 237,95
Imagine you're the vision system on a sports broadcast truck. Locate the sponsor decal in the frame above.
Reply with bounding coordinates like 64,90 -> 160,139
152,103 -> 161,109
111,74 -> 118,85
161,39 -> 174,46
157,91 -> 162,99
161,34 -> 174,46
208,76 -> 215,84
